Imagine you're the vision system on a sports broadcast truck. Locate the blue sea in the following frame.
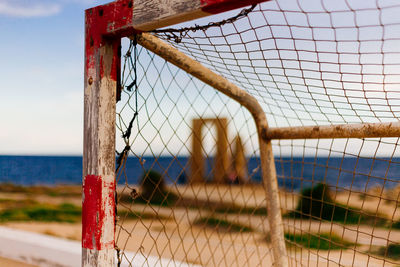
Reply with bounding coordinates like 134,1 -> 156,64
0,155 -> 399,191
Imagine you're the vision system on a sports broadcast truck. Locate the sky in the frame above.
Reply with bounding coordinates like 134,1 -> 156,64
0,0 -> 111,155
1,0 -> 399,157
0,0 -> 251,156
0,0 -> 254,156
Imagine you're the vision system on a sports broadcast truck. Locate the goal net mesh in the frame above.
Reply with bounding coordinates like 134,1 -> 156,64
115,1 -> 400,266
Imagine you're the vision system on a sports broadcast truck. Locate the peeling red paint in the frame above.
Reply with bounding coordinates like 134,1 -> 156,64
82,175 -> 102,250
85,0 -> 134,81
99,55 -> 104,81
201,0 -> 267,14
82,175 -> 115,250
84,0 -> 128,253
111,40 -> 121,82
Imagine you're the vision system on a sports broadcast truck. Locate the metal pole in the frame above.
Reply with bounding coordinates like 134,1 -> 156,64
136,32 -> 288,267
265,121 -> 400,140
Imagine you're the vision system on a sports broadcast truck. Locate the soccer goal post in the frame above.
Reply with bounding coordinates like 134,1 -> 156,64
83,0 -> 400,266
83,1 -> 286,266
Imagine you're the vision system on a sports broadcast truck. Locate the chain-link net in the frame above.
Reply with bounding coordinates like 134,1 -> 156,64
115,1 -> 400,266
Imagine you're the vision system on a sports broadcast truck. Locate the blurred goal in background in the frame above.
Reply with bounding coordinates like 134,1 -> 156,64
84,0 -> 400,266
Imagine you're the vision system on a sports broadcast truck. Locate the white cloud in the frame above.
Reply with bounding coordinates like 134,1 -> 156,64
0,0 -> 116,18
0,0 -> 61,17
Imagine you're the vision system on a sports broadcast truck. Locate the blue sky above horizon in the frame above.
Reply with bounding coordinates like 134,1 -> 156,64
1,0 -> 400,157
0,0 -> 112,155
0,0 -> 252,156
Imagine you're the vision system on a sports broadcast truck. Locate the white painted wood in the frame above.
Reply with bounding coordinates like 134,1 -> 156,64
83,30 -> 117,267
82,248 -> 115,267
132,0 -> 204,31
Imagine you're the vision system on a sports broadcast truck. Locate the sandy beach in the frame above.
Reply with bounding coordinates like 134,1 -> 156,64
0,184 -> 399,266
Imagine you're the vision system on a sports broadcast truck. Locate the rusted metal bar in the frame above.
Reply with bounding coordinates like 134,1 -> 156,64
265,122 -> 400,140
136,32 -> 288,267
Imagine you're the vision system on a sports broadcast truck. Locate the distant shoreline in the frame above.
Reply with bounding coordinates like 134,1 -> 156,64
0,155 -> 398,190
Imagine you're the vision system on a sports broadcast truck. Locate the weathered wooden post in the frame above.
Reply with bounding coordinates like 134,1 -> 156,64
83,3 -> 124,266
83,40 -> 118,266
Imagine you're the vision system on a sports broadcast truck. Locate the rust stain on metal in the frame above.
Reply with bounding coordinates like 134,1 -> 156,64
261,126 -> 268,140
265,122 -> 400,140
